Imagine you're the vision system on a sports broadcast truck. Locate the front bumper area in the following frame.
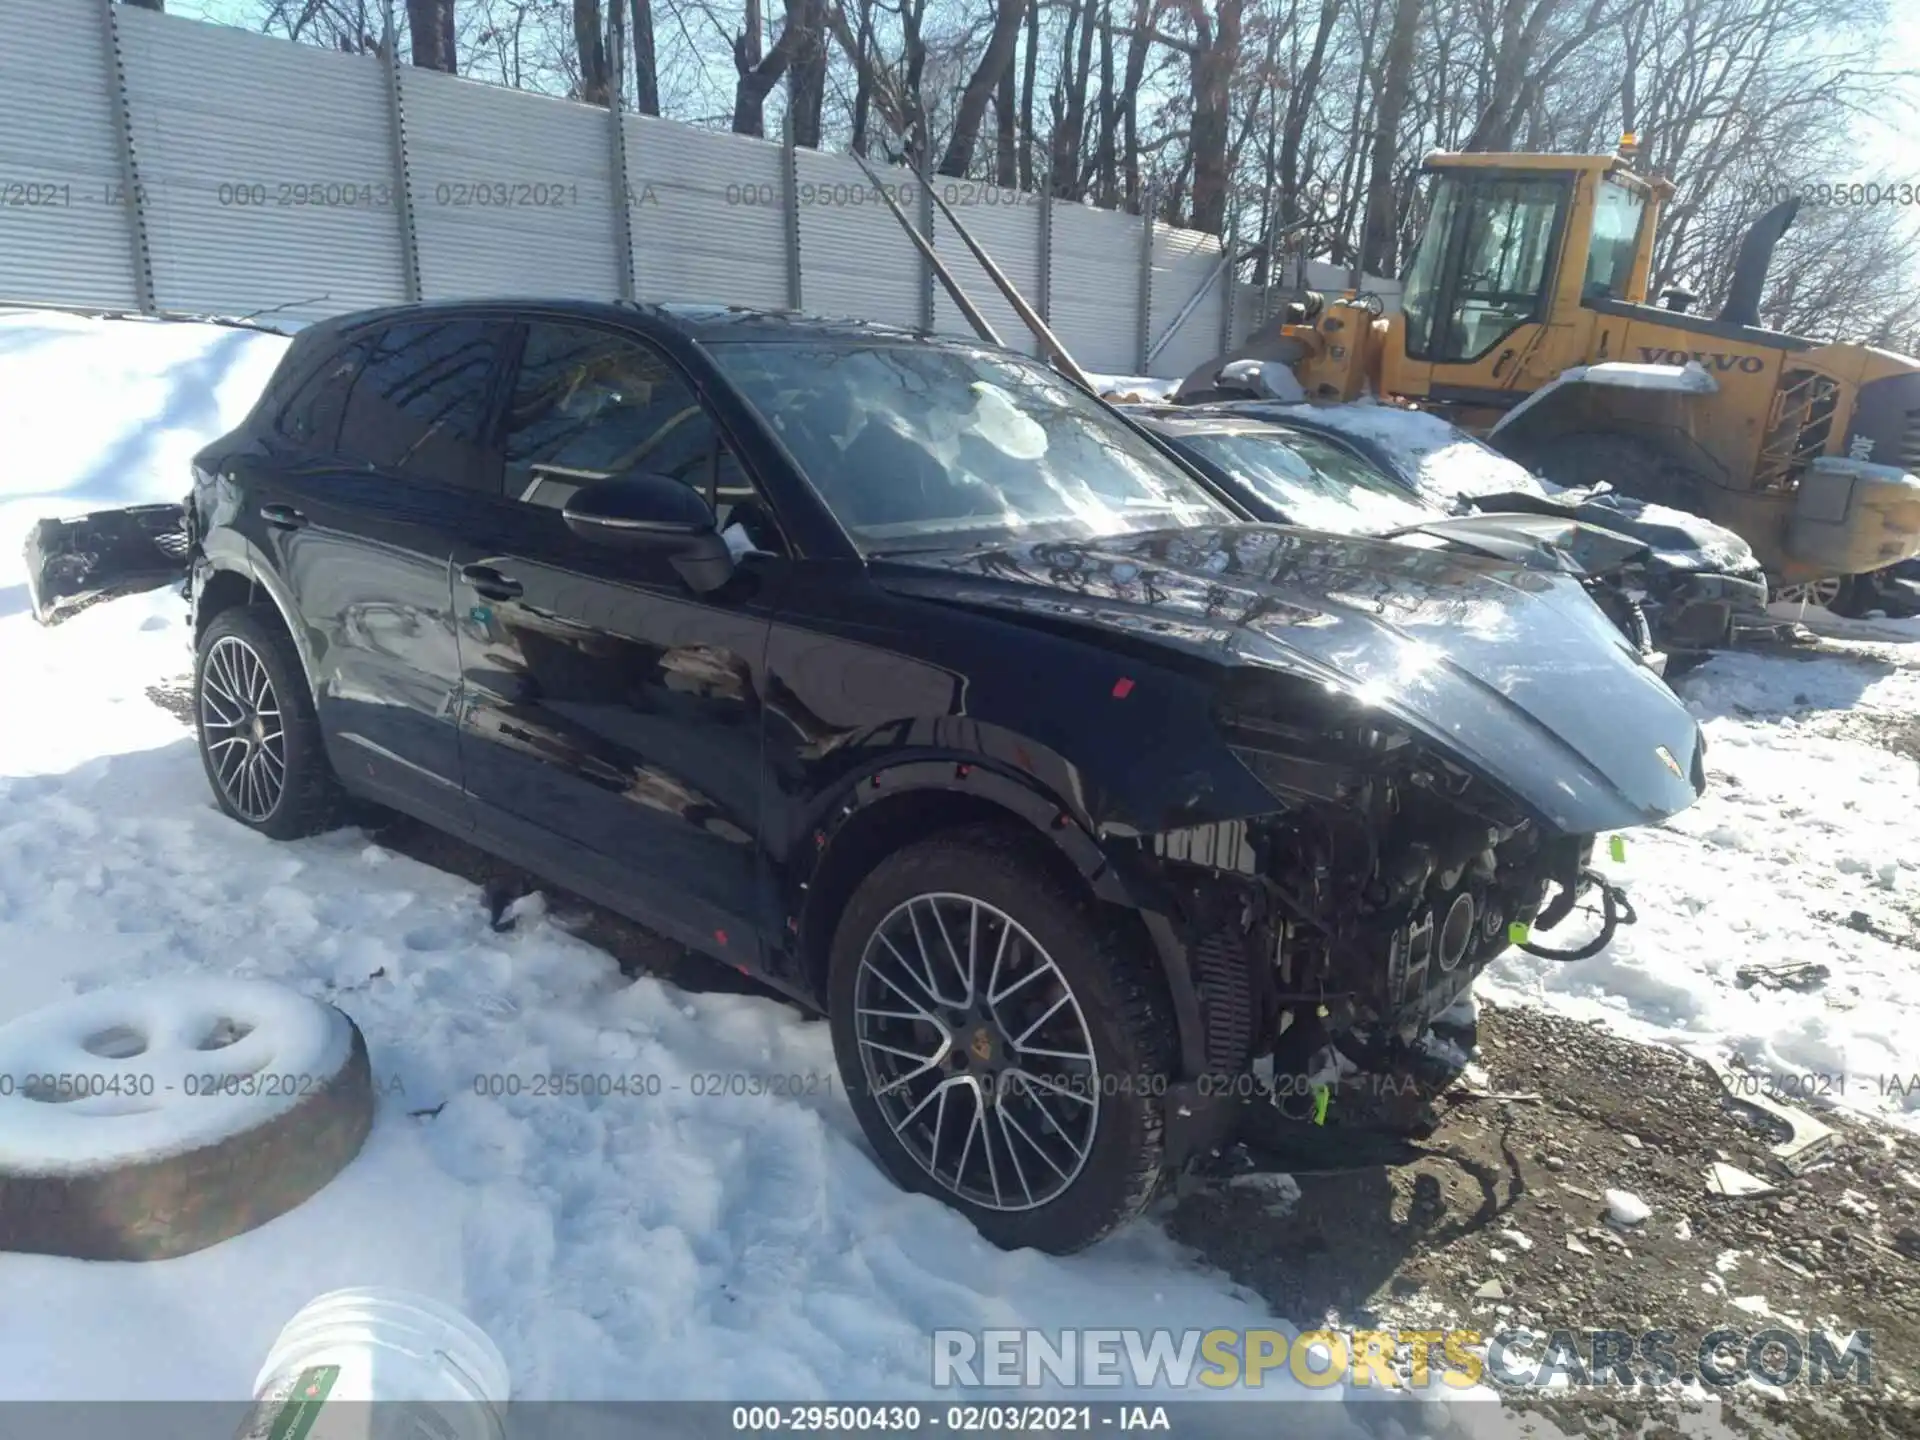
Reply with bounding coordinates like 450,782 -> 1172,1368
22,503 -> 189,626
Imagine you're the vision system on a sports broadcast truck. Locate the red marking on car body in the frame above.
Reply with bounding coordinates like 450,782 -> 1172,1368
1111,677 -> 1135,698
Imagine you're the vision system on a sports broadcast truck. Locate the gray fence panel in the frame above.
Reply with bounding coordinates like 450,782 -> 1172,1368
115,8 -> 405,322
1148,223 -> 1226,381
402,67 -> 619,300
0,0 -> 139,309
628,118 -> 787,308
929,180 -> 1043,353
1,6 -> 1304,378
794,150 -> 922,329
1046,204 -> 1142,375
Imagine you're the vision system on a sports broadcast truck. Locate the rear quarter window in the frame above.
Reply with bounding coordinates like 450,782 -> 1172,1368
273,339 -> 369,452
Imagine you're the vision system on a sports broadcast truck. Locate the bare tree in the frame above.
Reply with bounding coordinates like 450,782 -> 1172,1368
938,0 -> 1029,175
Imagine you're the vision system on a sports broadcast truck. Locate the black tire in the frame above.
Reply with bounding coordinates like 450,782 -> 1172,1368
1511,430 -> 1712,514
0,1014 -> 374,1261
827,824 -> 1176,1254
195,604 -> 349,841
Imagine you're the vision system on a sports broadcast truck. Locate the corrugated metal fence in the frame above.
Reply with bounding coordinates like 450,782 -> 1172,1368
0,0 -> 1395,377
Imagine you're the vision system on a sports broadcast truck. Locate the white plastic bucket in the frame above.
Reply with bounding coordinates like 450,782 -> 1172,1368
245,1287 -> 510,1440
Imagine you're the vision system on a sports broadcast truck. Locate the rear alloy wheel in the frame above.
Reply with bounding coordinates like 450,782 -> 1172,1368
195,606 -> 348,841
200,633 -> 286,823
828,825 -> 1176,1254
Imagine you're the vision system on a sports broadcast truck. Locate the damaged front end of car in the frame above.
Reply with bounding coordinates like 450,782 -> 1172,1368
1120,662 -> 1686,1174
23,502 -> 190,625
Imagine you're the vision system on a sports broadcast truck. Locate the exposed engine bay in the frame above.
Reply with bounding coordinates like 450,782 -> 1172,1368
1143,687 -> 1634,1156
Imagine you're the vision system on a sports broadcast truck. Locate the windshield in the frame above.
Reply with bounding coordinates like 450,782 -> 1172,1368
1175,428 -> 1434,535
703,340 -> 1235,552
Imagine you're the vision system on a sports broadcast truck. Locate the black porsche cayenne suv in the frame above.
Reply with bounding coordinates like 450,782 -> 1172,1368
26,300 -> 1707,1253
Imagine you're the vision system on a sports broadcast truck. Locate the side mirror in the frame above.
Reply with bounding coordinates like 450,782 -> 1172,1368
561,472 -> 735,593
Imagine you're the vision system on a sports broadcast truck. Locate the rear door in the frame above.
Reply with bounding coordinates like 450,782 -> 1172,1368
452,318 -> 779,965
254,316 -> 509,830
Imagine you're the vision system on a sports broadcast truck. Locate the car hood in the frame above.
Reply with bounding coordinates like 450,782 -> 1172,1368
875,524 -> 1704,835
1381,512 -> 1652,577
1471,488 -> 1759,575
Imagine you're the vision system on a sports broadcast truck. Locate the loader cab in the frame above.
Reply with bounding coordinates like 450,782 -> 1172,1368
1390,154 -> 1662,397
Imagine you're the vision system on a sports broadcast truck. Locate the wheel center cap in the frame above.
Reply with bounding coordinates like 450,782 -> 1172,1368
969,1027 -> 996,1064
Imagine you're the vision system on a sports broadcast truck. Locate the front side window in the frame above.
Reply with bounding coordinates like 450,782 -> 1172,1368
1400,175 -> 1464,360
338,319 -> 503,489
703,340 -> 1234,553
502,322 -> 773,544
1406,173 -> 1568,363
1174,428 -> 1432,534
1584,176 -> 1647,301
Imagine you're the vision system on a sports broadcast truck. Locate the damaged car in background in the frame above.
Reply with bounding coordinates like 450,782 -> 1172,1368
1125,405 -> 1674,673
1128,369 -> 1777,666
23,300 -> 1705,1254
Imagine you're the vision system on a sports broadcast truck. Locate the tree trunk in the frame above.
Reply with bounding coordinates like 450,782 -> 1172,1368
1176,0 -> 1243,234
1119,0 -> 1154,211
733,0 -> 811,138
1278,0 -> 1341,230
629,0 -> 659,114
787,0 -> 828,147
1019,0 -> 1040,189
573,0 -> 609,104
850,0 -> 876,155
995,45 -> 1019,187
937,0 -> 1028,177
1359,0 -> 1420,275
405,0 -> 454,70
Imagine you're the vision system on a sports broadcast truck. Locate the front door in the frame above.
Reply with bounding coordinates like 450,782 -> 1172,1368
453,319 -> 779,965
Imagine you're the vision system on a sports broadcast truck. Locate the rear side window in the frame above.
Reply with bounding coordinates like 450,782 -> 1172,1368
338,319 -> 504,491
274,340 -> 367,451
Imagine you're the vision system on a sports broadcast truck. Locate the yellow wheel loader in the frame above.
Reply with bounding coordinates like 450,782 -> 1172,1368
1178,148 -> 1920,588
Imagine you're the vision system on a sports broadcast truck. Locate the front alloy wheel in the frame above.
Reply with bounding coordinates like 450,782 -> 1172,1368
828,825 -> 1176,1254
855,894 -> 1100,1211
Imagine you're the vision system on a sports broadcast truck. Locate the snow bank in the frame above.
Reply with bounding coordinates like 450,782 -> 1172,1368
0,310 -> 287,587
1483,643 -> 1920,1133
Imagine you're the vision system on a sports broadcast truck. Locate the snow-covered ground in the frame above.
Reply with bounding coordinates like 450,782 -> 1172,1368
1,311 -> 1916,1414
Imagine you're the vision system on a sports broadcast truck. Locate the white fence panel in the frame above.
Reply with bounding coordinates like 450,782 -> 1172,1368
117,8 -> 403,321
794,151 -> 922,329
1047,204 -> 1142,374
1147,223 -> 1226,381
628,119 -> 787,308
930,179 -> 1043,355
403,68 -> 618,301
0,0 -> 136,310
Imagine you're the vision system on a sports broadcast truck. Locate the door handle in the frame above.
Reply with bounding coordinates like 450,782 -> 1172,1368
460,563 -> 523,601
259,503 -> 307,530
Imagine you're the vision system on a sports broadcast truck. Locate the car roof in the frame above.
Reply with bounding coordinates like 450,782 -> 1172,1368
298,297 -> 956,348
